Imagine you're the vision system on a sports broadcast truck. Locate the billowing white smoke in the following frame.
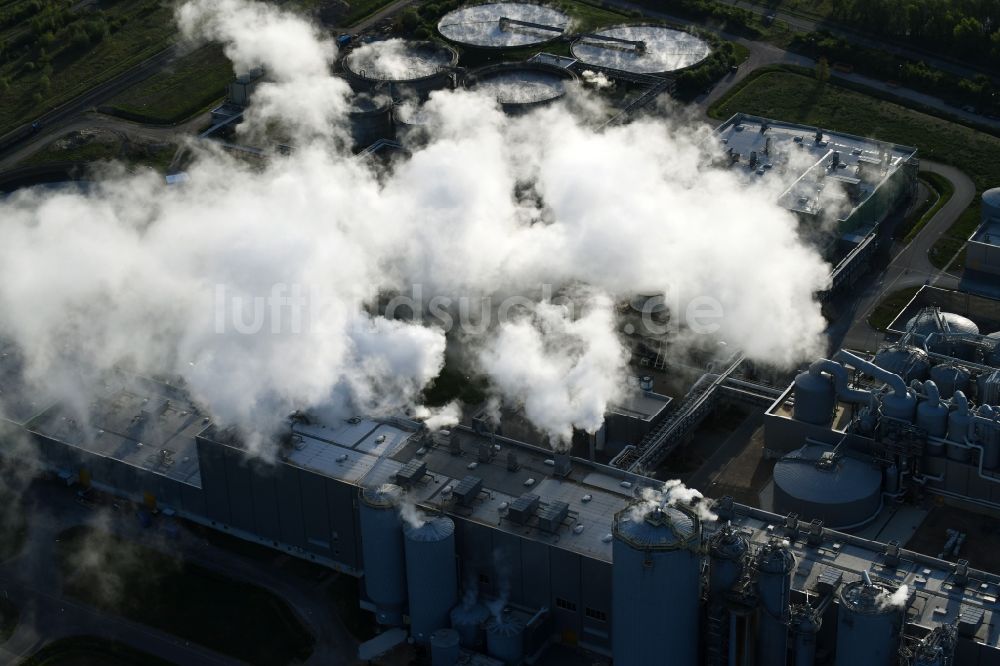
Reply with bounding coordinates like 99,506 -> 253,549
0,0 -> 831,454
414,401 -> 461,431
626,479 -> 717,523
476,295 -> 627,446
580,70 -> 613,90
376,483 -> 427,529
878,583 -> 910,609
345,38 -> 451,80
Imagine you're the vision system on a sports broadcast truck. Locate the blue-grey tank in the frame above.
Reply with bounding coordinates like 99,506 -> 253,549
791,607 -> 820,666
979,416 -> 1000,469
430,628 -> 461,666
359,484 -> 407,625
929,364 -> 970,397
881,389 -> 917,421
773,445 -> 882,529
874,346 -> 929,383
917,397 -> 948,438
450,601 -> 489,648
983,187 -> 1000,224
793,370 -> 836,426
485,612 -> 525,665
708,524 -> 748,597
612,505 -> 702,666
834,581 -> 905,666
756,542 -> 795,666
948,406 -> 972,443
404,516 -> 459,643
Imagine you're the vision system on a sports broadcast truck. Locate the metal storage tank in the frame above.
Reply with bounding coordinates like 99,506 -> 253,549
359,484 -> 407,625
929,364 -> 970,397
873,345 -> 929,383
438,3 -> 569,50
464,63 -> 576,114
450,600 -> 489,648
404,516 -> 459,643
947,391 -> 972,443
773,445 -> 882,529
612,504 -> 702,666
485,611 -> 525,665
983,187 -> 1000,224
430,628 -> 461,666
834,579 -> 906,666
881,387 -> 917,422
756,541 -> 795,666
916,381 -> 948,438
571,24 -> 711,75
791,606 -> 821,666
348,93 -> 393,149
906,308 -> 980,338
341,39 -> 458,99
708,523 -> 748,597
792,369 -> 836,426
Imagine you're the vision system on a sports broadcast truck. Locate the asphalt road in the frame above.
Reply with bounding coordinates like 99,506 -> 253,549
828,160 -> 975,353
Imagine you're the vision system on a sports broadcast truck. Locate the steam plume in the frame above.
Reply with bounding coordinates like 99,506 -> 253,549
0,0 -> 831,455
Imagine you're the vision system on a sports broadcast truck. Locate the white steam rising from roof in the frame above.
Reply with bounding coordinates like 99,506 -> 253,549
0,0 -> 830,454
626,480 -> 717,523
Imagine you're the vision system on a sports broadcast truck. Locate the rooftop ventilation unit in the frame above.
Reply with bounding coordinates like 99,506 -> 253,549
395,460 -> 427,489
553,453 -> 571,478
453,475 -> 484,507
537,501 -> 570,532
507,493 -> 540,525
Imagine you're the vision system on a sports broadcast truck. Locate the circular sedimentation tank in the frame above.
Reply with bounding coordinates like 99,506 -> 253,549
465,62 -> 575,111
342,39 -> 457,96
571,24 -> 711,75
773,445 -> 882,529
438,2 -> 569,49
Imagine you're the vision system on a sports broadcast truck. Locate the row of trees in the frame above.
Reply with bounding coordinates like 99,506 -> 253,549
829,0 -> 1000,65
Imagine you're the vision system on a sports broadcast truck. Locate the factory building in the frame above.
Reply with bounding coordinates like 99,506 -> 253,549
766,284 -> 1000,528
961,188 -> 1000,298
4,348 -> 1000,665
714,114 -> 918,296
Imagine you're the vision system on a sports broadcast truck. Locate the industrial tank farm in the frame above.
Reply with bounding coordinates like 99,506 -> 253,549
341,39 -> 458,98
465,63 -> 575,112
571,25 -> 712,75
437,2 -> 569,49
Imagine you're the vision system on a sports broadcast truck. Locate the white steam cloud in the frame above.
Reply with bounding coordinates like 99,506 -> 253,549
414,401 -> 461,431
878,583 -> 910,609
0,0 -> 830,454
626,479 -> 717,523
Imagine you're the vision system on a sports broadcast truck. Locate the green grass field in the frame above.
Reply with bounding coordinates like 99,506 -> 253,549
868,286 -> 920,331
105,44 -> 233,125
57,526 -> 314,665
0,0 -> 179,136
710,68 -> 1000,269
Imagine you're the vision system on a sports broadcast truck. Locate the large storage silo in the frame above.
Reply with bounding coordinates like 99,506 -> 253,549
404,515 -> 459,643
756,541 -> 795,666
791,606 -> 821,666
359,484 -> 407,625
708,523 -> 748,597
485,611 -> 526,665
834,579 -> 906,666
772,445 -> 883,529
612,504 -> 702,666
451,600 -> 490,648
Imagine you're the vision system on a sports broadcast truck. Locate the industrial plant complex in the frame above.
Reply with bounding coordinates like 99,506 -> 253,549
3,1 -> 1000,666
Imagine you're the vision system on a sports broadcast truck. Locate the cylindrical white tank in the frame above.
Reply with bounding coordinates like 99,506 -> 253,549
612,505 -> 702,666
450,601 -> 489,649
708,524 -> 748,598
835,580 -> 905,666
756,542 -> 795,666
359,484 -> 407,625
404,516 -> 459,643
485,612 -> 525,666
793,370 -> 836,426
430,628 -> 461,666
